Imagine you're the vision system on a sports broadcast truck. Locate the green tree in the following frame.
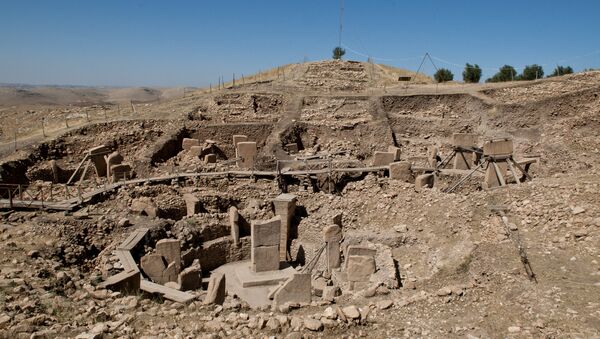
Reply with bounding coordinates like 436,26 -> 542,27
549,65 -> 574,77
332,47 -> 346,60
462,63 -> 482,83
434,68 -> 454,83
486,65 -> 517,82
520,64 -> 544,80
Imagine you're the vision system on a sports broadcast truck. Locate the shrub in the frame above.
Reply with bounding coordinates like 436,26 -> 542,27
332,47 -> 345,60
434,68 -> 454,83
462,63 -> 482,83
486,65 -> 517,82
549,65 -> 574,77
521,64 -> 544,80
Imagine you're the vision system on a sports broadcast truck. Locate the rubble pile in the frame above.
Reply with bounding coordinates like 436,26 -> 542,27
297,60 -> 369,92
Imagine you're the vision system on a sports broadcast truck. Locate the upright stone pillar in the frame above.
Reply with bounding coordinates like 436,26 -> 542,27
273,194 -> 297,261
251,216 -> 281,272
237,142 -> 257,169
427,146 -> 439,168
482,139 -> 514,189
233,135 -> 248,158
105,151 -> 123,178
452,133 -> 478,170
323,225 -> 342,273
183,193 -> 201,216
87,145 -> 109,177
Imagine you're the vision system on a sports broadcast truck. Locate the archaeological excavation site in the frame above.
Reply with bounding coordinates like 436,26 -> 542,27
1,60 -> 600,338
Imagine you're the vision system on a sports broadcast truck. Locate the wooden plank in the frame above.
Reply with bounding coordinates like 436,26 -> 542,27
115,249 -> 139,272
66,154 -> 90,185
506,160 -> 522,186
516,158 -> 537,166
140,280 -> 195,304
98,269 -> 140,292
492,162 -> 507,187
117,228 -> 149,251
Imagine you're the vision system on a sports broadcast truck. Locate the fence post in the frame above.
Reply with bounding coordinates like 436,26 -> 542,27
85,108 -> 90,122
42,118 -> 46,137
65,114 -> 69,128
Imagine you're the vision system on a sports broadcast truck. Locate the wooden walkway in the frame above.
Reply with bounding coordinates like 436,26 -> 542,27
0,165 -> 391,211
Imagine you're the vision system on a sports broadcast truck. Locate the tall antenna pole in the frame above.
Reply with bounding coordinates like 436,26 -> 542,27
338,0 -> 344,47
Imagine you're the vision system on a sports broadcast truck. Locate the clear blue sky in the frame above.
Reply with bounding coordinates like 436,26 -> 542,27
1,0 -> 599,87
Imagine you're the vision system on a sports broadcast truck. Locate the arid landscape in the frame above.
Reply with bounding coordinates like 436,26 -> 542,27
1,60 -> 600,339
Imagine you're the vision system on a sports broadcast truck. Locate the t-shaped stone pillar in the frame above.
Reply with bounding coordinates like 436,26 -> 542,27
233,135 -> 248,158
273,194 -> 297,261
183,193 -> 201,216
105,151 -> 123,178
452,133 -> 478,170
87,145 -> 109,177
251,216 -> 281,272
237,141 -> 257,169
323,224 -> 342,273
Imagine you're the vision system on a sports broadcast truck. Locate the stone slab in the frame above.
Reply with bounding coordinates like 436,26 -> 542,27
182,138 -> 200,150
346,246 -> 377,258
178,265 -> 201,291
140,280 -> 195,304
204,272 -> 226,305
237,141 -> 257,169
415,173 -> 435,190
156,238 -> 181,272
99,269 -> 140,293
347,255 -> 376,282
140,253 -> 166,282
251,245 -> 280,272
188,145 -> 203,157
372,151 -> 396,166
162,261 -> 178,283
235,261 -> 297,288
452,133 -> 478,147
483,139 -> 513,156
272,273 -> 311,307
387,146 -> 402,161
251,216 -> 281,247
389,161 -> 413,182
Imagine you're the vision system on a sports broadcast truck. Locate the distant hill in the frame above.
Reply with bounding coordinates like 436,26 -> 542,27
0,86 -> 187,107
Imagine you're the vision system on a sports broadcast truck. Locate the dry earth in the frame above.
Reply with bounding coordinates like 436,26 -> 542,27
0,61 -> 599,338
